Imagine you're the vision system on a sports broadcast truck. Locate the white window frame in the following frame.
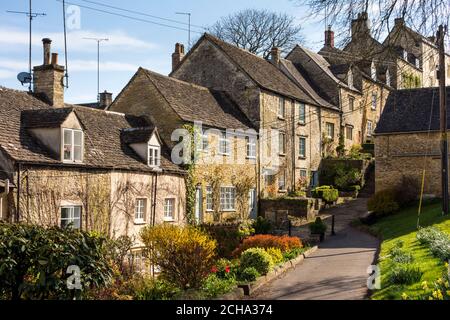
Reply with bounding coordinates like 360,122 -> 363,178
246,135 -> 256,159
371,61 -> 377,80
346,126 -> 353,140
367,121 -> 373,137
148,144 -> 161,167
371,93 -> 377,110
219,131 -> 231,155
206,186 -> 213,212
278,97 -> 285,119
61,205 -> 81,229
163,198 -> 176,221
197,131 -> 209,153
134,198 -> 147,224
326,122 -> 335,140
62,128 -> 83,163
348,95 -> 355,112
299,136 -> 306,158
220,186 -> 236,211
386,69 -> 391,87
299,169 -> 307,179
298,102 -> 306,124
278,170 -> 286,191
403,49 -> 408,60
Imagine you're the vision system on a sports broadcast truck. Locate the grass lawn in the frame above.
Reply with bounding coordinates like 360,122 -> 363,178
368,201 -> 450,300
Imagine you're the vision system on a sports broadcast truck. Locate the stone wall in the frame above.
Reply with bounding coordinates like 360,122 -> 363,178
375,132 -> 442,196
260,198 -> 318,221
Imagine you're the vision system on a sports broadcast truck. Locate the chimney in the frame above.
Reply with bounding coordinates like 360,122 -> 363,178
99,91 -> 112,109
324,25 -> 335,48
172,43 -> 185,71
351,12 -> 371,39
270,47 -> 281,66
33,38 -> 65,108
394,18 -> 404,27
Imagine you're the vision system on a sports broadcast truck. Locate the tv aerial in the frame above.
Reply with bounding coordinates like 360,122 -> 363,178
17,72 -> 32,86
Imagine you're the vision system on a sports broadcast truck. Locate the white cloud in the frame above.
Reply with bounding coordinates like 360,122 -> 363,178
0,27 -> 158,53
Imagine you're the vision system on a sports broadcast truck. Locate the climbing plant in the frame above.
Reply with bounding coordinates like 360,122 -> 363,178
182,124 -> 198,224
232,168 -> 256,220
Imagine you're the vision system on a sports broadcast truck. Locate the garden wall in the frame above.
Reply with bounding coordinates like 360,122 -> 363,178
319,159 -> 371,187
259,198 -> 319,222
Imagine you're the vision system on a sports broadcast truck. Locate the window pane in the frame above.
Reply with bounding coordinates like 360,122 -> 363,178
64,129 -> 72,146
73,131 -> 82,146
74,146 -> 82,161
61,207 -> 70,219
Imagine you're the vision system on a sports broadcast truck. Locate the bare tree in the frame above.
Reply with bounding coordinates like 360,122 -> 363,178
209,9 -> 304,58
295,0 -> 450,43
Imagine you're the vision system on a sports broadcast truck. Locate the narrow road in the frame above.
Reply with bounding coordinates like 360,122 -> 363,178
250,198 -> 379,300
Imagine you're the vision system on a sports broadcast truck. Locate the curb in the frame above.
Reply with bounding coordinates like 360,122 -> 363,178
238,246 -> 319,296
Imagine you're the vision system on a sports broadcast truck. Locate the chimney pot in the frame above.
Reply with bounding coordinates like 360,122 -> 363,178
395,18 -> 404,26
324,25 -> 335,48
270,47 -> 281,66
51,53 -> 58,65
42,38 -> 52,65
172,43 -> 186,71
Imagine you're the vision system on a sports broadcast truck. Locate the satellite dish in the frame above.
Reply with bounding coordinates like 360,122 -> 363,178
17,72 -> 32,85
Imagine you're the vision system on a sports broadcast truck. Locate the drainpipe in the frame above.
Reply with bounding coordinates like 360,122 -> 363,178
292,99 -> 296,191
151,172 -> 158,226
16,163 -> 20,223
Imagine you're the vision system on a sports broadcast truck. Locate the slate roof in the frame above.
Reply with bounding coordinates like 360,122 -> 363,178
141,68 -> 254,130
0,86 -> 183,173
279,58 -> 338,110
197,34 -> 317,105
121,126 -> 157,145
375,87 -> 450,134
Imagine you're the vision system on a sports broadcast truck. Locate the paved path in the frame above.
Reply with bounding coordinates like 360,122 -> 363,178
250,198 -> 379,300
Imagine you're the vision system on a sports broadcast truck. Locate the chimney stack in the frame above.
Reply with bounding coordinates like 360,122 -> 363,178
351,12 -> 371,39
33,38 -> 65,108
324,25 -> 335,48
172,43 -> 185,71
270,47 -> 281,66
99,91 -> 113,109
394,18 -> 404,27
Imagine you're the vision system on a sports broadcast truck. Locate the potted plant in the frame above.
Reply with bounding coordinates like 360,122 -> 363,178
309,217 -> 327,242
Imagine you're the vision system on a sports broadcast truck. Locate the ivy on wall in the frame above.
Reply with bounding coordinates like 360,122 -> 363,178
182,124 -> 198,225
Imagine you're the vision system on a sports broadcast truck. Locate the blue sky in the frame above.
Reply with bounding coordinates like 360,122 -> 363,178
0,0 -> 327,103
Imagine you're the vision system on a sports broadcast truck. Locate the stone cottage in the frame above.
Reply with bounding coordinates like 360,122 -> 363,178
374,86 -> 450,197
169,34 -> 337,195
0,39 -> 186,251
109,67 -> 257,223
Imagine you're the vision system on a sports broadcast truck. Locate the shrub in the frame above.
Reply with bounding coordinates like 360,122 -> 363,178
265,247 -> 284,265
211,258 -> 234,280
309,217 -> 327,235
388,241 -> 414,264
334,165 -> 362,191
282,247 -> 304,261
0,223 -> 112,300
312,186 -> 339,203
417,227 -> 450,261
395,176 -> 419,207
236,267 -> 260,283
239,248 -> 273,275
252,216 -> 273,235
140,225 -> 216,290
367,189 -> 399,215
104,235 -> 134,274
133,277 -> 181,300
201,274 -> 236,298
389,264 -> 423,285
234,234 -> 302,255
416,227 -> 443,245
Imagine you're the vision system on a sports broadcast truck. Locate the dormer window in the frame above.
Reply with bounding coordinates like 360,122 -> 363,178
347,69 -> 353,88
403,49 -> 408,60
371,61 -> 376,80
148,144 -> 161,167
415,57 -> 420,69
386,69 -> 391,87
63,128 -> 83,162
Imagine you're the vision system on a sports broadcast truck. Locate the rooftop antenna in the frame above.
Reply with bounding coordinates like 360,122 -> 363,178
61,0 -> 69,88
7,0 -> 46,92
175,12 -> 191,49
83,37 -> 109,102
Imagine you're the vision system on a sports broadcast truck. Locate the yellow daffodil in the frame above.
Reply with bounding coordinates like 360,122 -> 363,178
401,293 -> 409,300
422,281 -> 429,290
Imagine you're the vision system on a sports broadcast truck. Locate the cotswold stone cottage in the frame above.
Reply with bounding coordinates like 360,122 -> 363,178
109,68 -> 257,223
374,87 -> 450,197
170,34 -> 337,197
0,39 -> 186,249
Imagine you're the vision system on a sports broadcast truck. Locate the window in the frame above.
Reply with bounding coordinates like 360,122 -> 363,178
278,97 -> 285,119
206,186 -> 213,211
348,96 -> 355,111
197,132 -> 209,152
403,49 -> 408,60
386,69 -> 391,87
326,122 -> 335,140
134,198 -> 146,223
299,137 -> 306,158
148,145 -> 161,167
415,57 -> 420,69
220,187 -> 236,211
164,198 -> 175,220
346,126 -> 353,140
246,136 -> 256,158
367,121 -> 373,137
248,189 -> 256,217
371,61 -> 376,80
61,206 -> 81,229
279,132 -> 286,154
298,102 -> 306,124
278,170 -> 286,191
219,131 -> 230,155
371,93 -> 377,110
299,169 -> 307,178
63,128 -> 83,162
348,70 -> 353,87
